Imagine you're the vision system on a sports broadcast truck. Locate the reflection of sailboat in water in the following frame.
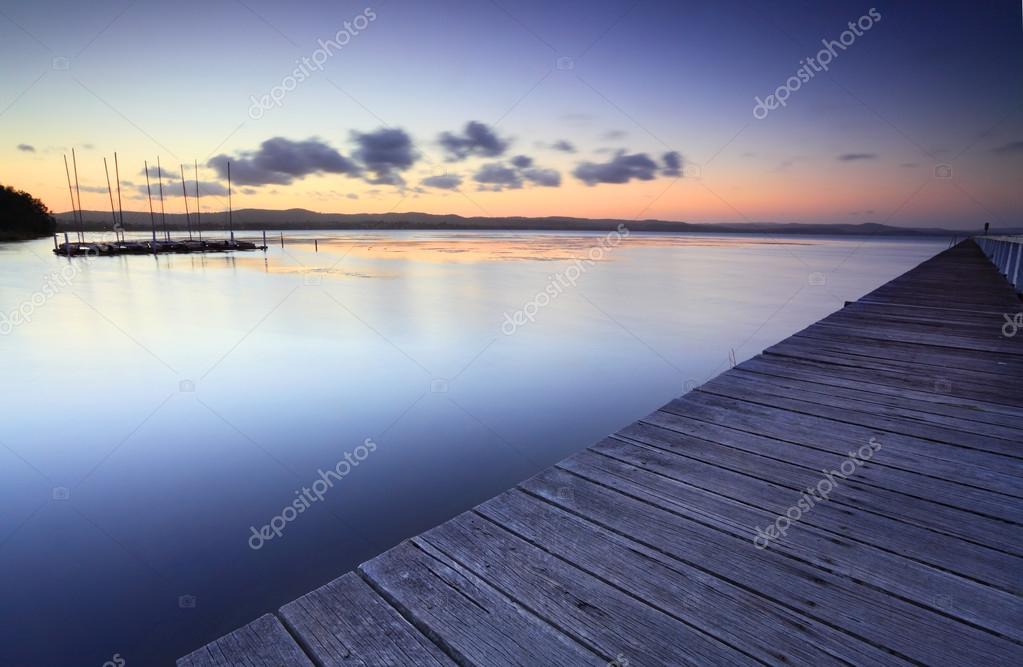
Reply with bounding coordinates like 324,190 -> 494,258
54,156 -> 266,256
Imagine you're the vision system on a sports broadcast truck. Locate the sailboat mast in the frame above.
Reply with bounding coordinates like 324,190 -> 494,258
227,160 -> 234,242
63,155 -> 78,246
103,157 -> 117,239
180,164 -> 192,240
144,160 -> 157,249
71,148 -> 84,242
114,152 -> 124,241
194,159 -> 202,243
157,156 -> 168,240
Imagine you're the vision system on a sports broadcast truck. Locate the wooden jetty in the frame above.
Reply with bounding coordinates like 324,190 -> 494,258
52,237 -> 265,257
179,240 -> 1022,666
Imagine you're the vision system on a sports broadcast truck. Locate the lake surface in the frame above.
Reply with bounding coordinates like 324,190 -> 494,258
0,231 -> 945,665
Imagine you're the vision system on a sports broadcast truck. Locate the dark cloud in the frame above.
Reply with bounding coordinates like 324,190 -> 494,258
550,140 -> 576,153
208,137 -> 359,186
473,163 -> 522,190
473,155 -> 562,190
346,193 -> 358,200
140,164 -> 178,180
602,130 -> 627,140
837,153 -> 878,161
522,168 -> 561,187
16,144 -> 35,152
78,185 -> 112,194
992,140 -> 1023,155
136,180 -> 228,198
662,151 -> 682,177
900,162 -> 919,168
193,180 -> 229,196
439,121 -> 509,161
351,127 -> 417,185
257,137 -> 358,175
421,174 -> 463,189
573,151 -> 659,185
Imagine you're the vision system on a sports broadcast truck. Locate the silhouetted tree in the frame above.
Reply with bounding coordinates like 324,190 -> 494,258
0,184 -> 56,240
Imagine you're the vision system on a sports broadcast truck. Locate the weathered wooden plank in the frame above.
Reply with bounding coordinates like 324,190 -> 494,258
279,572 -> 455,667
663,393 -> 1023,500
521,467 -> 1023,665
842,299 -> 1018,325
863,284 -> 1020,309
796,324 -> 1023,366
359,540 -> 603,665
417,511 -> 755,666
700,372 -> 1022,456
773,333 -> 1023,384
728,364 -> 1023,442
765,345 -> 1023,408
176,614 -> 314,667
817,311 -> 1022,343
593,437 -> 1023,609
653,399 -> 1023,523
627,414 -> 1022,554
859,291 -> 1018,310
822,308 -> 1018,338
476,489 -> 909,666
839,299 -> 1020,327
737,355 -> 1023,425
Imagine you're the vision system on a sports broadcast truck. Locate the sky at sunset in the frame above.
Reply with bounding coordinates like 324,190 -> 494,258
1,0 -> 1020,228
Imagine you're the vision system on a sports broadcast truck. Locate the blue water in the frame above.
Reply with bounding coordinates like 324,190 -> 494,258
0,231 -> 945,665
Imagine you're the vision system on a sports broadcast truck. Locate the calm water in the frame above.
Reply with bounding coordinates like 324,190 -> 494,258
0,231 -> 945,665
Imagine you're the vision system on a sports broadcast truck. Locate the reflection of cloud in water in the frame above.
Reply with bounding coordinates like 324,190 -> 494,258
275,233 -> 812,265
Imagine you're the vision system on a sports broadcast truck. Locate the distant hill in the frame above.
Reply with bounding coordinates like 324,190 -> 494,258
54,208 -> 999,236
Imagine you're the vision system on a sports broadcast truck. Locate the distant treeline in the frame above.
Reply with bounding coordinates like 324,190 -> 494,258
0,185 -> 57,240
